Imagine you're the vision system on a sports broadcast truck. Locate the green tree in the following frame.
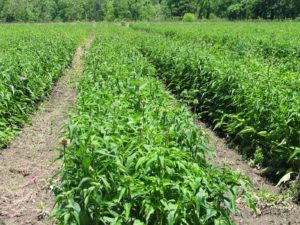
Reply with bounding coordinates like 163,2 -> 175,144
113,0 -> 131,19
0,0 -> 299,22
104,0 -> 115,21
227,3 -> 243,19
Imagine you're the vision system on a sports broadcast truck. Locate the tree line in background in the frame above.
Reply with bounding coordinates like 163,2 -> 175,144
0,0 -> 299,22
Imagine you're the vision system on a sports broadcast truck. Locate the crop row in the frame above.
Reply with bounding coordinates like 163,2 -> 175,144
53,26 -> 253,225
131,23 -> 300,73
122,26 -> 300,179
0,24 -> 91,147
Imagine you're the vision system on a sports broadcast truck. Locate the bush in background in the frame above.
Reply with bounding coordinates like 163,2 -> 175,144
183,13 -> 196,22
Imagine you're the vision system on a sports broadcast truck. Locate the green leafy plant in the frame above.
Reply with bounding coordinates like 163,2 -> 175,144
183,13 -> 196,22
130,22 -> 300,180
0,23 -> 92,148
52,25 -> 254,225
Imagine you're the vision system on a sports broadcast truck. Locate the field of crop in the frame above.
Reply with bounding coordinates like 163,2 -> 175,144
0,22 -> 299,224
0,23 -> 91,147
130,22 -> 300,179
52,25 -> 254,224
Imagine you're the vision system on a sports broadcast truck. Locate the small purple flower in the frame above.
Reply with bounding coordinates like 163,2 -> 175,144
20,76 -> 28,81
31,176 -> 38,183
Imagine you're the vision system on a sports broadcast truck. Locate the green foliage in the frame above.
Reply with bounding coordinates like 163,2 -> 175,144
253,147 -> 264,165
0,23 -> 91,147
227,4 -> 244,20
104,0 -> 115,21
121,21 -> 127,26
183,13 -> 196,22
130,22 -> 300,179
208,13 -> 220,20
52,25 -> 254,224
0,0 -> 299,22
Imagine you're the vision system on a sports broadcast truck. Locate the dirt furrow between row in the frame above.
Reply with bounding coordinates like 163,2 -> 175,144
0,33 -> 94,225
197,121 -> 300,225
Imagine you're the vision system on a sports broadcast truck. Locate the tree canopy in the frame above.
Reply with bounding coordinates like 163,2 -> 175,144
0,0 -> 299,22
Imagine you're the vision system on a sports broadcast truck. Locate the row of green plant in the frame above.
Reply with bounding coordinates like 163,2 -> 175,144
53,26 -> 253,224
131,22 -> 300,73
123,26 -> 300,180
0,23 -> 91,147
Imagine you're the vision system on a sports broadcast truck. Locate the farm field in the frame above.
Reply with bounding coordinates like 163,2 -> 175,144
52,25 -> 254,224
131,22 -> 300,71
0,22 -> 299,225
0,23 -> 92,147
130,22 -> 300,179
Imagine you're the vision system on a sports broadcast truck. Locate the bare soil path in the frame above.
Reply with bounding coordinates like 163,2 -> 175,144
198,121 -> 300,225
0,33 -> 94,225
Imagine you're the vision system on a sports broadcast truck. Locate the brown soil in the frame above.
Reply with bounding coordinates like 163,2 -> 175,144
197,121 -> 300,225
0,33 -> 94,225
